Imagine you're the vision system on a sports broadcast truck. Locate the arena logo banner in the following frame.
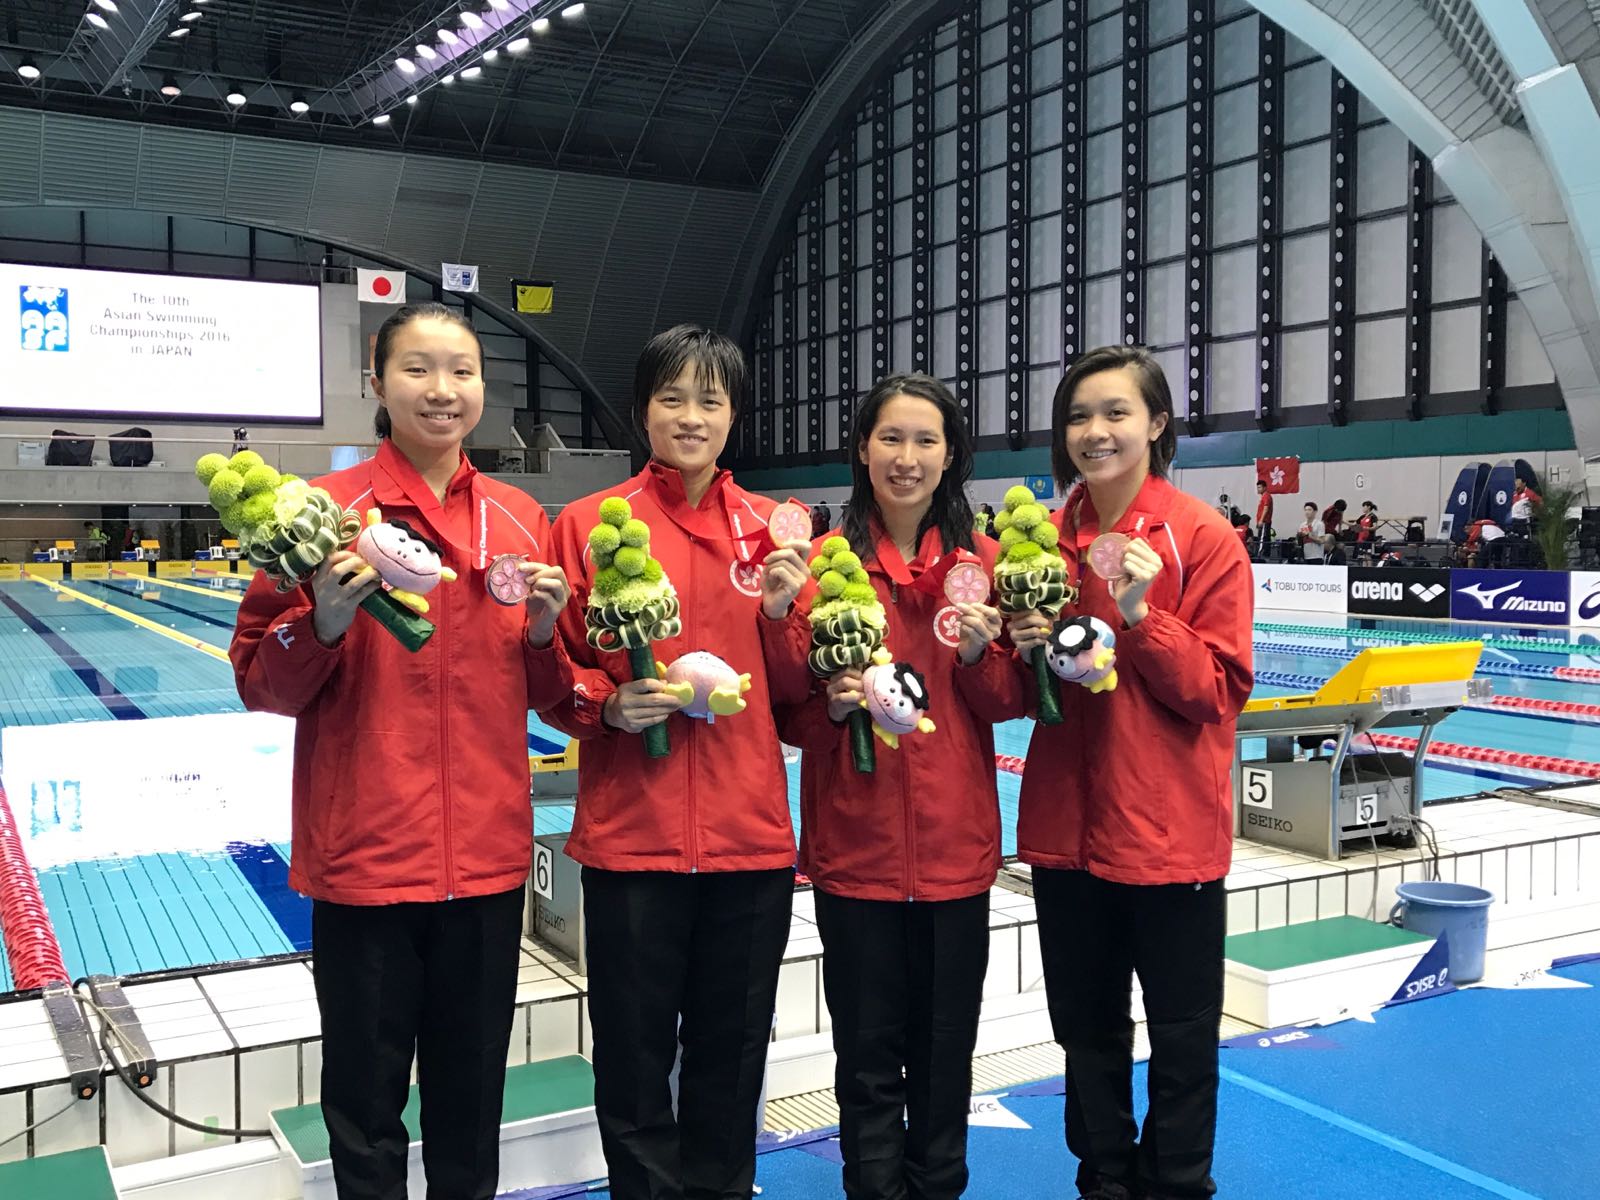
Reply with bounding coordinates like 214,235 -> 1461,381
1572,572 -> 1600,630
1450,569 -> 1570,627
1251,564 -> 1347,614
1346,568 -> 1451,618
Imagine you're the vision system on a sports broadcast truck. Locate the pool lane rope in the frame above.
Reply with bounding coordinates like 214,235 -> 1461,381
1253,640 -> 1600,685
0,784 -> 69,990
1255,620 -> 1600,659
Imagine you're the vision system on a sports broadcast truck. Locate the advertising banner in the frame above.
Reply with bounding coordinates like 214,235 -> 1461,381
1571,572 -> 1600,630
1252,564 -> 1348,614
1449,569 -> 1569,626
1345,567 -> 1451,619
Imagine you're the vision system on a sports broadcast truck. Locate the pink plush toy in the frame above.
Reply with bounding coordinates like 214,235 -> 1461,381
660,651 -> 751,722
353,508 -> 457,614
1045,615 -> 1118,693
860,646 -> 936,749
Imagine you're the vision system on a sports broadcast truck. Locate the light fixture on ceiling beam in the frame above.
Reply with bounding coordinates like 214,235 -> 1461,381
506,36 -> 529,53
396,56 -> 416,73
531,17 -> 550,33
289,94 -> 310,113
225,85 -> 246,106
440,72 -> 455,85
488,0 -> 510,9
483,48 -> 499,62
437,28 -> 459,45
373,113 -> 391,125
416,42 -> 438,59
179,9 -> 203,21
405,94 -> 417,105
460,65 -> 481,79
86,12 -> 110,30
160,73 -> 181,97
91,0 -> 119,11
17,58 -> 41,81
168,27 -> 189,37
460,12 -> 484,30
561,3 -> 584,18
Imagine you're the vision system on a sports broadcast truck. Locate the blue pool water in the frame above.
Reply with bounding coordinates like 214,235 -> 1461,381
1,577 -> 1597,989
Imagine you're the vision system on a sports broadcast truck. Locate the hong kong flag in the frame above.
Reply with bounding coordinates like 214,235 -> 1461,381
356,268 -> 406,304
1256,456 -> 1300,493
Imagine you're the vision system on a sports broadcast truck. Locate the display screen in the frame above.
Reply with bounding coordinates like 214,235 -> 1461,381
1,262 -> 322,424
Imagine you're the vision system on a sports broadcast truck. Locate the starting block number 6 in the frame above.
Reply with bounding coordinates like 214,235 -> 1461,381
1242,767 -> 1273,810
533,843 -> 554,901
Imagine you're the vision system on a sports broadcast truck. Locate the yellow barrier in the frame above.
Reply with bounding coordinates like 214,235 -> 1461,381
24,563 -> 64,580
530,741 -> 578,774
73,562 -> 110,580
0,564 -> 20,582
155,560 -> 193,579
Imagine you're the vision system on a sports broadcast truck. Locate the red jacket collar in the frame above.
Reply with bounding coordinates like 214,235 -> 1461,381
640,459 -> 744,545
1062,473 -> 1175,549
369,438 -> 477,553
869,522 -> 947,586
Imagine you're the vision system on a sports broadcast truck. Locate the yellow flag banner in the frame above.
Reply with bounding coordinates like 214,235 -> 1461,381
513,279 -> 554,314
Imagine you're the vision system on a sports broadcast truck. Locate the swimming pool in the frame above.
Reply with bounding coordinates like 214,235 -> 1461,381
2,576 -> 1597,989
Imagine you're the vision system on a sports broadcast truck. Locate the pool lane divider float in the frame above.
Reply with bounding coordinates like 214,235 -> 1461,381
1254,640 -> 1600,686
24,574 -> 232,664
1361,732 -> 1600,781
109,566 -> 245,605
1255,620 -> 1600,659
0,784 -> 69,988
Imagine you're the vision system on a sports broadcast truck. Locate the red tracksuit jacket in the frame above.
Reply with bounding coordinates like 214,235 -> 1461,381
778,525 -> 1022,902
541,462 -> 812,873
1017,474 -> 1254,884
231,438 -> 575,905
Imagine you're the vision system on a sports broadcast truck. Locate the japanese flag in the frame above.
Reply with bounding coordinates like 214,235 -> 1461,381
357,268 -> 406,304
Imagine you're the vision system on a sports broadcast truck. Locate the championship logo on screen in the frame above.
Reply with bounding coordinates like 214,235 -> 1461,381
19,285 -> 69,352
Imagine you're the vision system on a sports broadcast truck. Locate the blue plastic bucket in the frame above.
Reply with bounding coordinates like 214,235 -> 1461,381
1389,881 -> 1494,983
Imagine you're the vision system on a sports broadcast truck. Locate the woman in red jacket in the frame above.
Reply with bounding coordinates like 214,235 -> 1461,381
231,303 -> 574,1200
541,326 -> 812,1200
778,373 -> 1017,1200
1006,346 -> 1253,1200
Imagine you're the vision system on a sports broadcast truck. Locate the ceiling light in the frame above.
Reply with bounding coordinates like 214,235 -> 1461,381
437,28 -> 459,45
18,59 -> 41,81
225,87 -> 246,106
92,0 -> 119,11
167,27 -> 189,37
460,12 -> 484,29
160,74 -> 181,97
483,48 -> 499,62
488,0 -> 510,9
416,43 -> 437,60
531,18 -> 550,33
460,65 -> 482,79
507,36 -> 530,53
396,56 -> 415,73
441,72 -> 455,85
86,12 -> 110,29
289,94 -> 310,113
405,94 -> 418,105
179,9 -> 204,20
561,3 -> 585,17
373,113 -> 391,125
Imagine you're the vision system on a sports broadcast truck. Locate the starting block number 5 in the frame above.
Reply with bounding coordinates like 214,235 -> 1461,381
533,843 -> 554,901
1242,767 -> 1273,810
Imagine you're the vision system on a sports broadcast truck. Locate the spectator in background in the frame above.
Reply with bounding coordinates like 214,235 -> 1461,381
1215,492 -> 1231,520
1297,502 -> 1318,546
811,501 -> 833,540
975,502 -> 997,535
1254,480 -> 1274,558
1322,498 -> 1348,543
1355,501 -> 1378,543
232,427 -> 250,456
1458,516 -> 1505,568
1510,477 -> 1541,535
